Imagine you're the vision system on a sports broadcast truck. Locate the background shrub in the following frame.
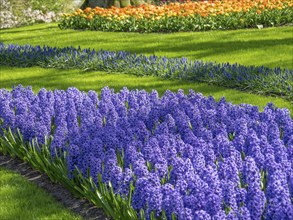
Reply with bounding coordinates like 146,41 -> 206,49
0,0 -> 79,29
29,0 -> 77,13
0,0 -> 19,29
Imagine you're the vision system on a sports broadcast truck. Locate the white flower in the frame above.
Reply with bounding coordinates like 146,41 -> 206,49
0,0 -> 61,29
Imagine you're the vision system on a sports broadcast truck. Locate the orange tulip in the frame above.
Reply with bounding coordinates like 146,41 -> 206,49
66,0 -> 291,21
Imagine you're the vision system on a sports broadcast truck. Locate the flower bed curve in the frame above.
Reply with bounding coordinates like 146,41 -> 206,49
0,85 -> 293,219
1,43 -> 292,101
58,0 -> 293,32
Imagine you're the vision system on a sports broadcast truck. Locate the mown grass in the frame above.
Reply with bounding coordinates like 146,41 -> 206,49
0,66 -> 292,115
0,23 -> 292,69
0,22 -> 292,219
0,167 -> 81,220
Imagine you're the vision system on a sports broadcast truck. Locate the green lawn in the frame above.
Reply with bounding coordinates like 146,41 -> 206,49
0,23 -> 292,219
0,167 -> 81,220
1,23 -> 292,69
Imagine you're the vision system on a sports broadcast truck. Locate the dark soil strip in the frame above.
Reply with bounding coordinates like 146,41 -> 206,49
0,152 -> 109,220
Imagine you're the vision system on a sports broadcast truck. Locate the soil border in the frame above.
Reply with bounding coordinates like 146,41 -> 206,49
0,152 -> 109,220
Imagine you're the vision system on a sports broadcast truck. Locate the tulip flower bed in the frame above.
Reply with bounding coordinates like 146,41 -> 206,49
1,43 -> 292,101
0,85 -> 293,219
58,0 -> 293,32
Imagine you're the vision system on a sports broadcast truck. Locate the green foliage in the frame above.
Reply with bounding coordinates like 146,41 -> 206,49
6,0 -> 28,17
0,128 -> 139,219
29,0 -> 75,13
0,129 -> 73,190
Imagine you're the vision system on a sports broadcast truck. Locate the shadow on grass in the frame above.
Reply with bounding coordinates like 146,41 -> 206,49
0,23 -> 58,34
0,66 -> 292,116
2,38 -> 292,70
0,66 -> 225,94
1,24 -> 292,68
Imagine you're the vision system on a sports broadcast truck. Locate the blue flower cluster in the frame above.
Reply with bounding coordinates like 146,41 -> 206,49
1,43 -> 292,100
0,85 -> 292,219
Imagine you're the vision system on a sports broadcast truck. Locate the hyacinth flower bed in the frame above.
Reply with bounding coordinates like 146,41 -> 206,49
1,43 -> 292,101
58,0 -> 293,32
0,85 -> 293,219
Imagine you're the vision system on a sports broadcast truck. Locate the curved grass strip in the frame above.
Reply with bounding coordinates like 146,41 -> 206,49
0,85 -> 293,219
1,66 -> 292,116
0,43 -> 292,101
58,0 -> 293,32
1,24 -> 292,70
